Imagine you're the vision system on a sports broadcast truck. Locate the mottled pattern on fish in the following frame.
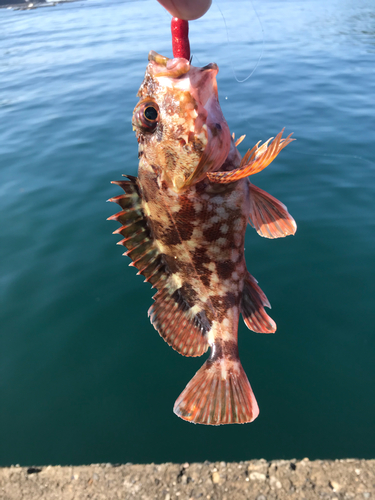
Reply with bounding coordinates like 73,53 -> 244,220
109,51 -> 296,425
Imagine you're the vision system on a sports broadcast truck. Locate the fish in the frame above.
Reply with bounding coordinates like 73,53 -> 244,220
108,50 -> 296,425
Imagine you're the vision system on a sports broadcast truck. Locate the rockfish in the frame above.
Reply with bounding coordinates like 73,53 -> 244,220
109,51 -> 296,425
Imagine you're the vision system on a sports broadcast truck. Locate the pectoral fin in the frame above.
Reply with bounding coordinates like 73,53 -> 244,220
249,184 -> 297,239
207,129 -> 294,184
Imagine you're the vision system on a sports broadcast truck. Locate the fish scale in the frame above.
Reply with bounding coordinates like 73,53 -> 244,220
109,51 -> 296,425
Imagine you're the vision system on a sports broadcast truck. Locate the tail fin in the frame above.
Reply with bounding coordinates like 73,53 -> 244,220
173,358 -> 259,425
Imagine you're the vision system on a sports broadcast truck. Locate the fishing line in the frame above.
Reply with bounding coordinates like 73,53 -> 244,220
214,3 -> 372,169
213,4 -> 373,170
216,0 -> 264,83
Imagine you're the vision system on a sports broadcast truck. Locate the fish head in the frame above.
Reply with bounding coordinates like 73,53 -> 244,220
132,51 -> 231,193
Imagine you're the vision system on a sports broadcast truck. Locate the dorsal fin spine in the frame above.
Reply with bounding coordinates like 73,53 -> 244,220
136,258 -> 160,276
132,247 -> 159,268
109,175 -> 209,357
125,240 -> 152,260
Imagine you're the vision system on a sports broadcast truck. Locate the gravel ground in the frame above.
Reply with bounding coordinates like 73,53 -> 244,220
1,459 -> 374,500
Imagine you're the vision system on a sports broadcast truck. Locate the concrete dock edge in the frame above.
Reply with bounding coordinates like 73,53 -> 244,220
1,458 -> 374,499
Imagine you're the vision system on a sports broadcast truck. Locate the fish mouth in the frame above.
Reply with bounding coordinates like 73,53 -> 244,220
148,50 -> 169,66
148,51 -> 218,80
148,50 -> 190,78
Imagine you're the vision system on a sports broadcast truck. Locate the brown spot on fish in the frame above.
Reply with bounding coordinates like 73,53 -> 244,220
173,198 -> 196,241
177,221 -> 194,241
160,227 -> 181,246
203,220 -> 225,242
191,247 -> 212,287
208,296 -> 226,321
224,291 -> 237,308
210,340 -> 238,361
195,309 -> 211,332
177,282 -> 199,306
210,342 -> 223,360
208,292 -> 239,322
223,340 -> 239,360
216,260 -> 236,281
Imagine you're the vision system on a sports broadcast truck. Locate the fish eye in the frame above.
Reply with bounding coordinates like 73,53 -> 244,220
144,106 -> 158,122
133,101 -> 160,133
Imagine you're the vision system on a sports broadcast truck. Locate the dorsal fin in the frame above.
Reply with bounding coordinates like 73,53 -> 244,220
108,176 -> 166,287
108,175 -> 209,357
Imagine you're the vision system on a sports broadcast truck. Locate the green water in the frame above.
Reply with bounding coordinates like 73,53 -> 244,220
1,0 -> 374,465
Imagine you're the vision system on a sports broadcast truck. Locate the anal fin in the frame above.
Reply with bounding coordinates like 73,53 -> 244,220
173,358 -> 259,425
249,183 -> 297,238
148,287 -> 209,357
241,272 -> 276,333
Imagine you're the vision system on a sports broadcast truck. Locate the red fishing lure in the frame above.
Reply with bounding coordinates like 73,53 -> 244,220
171,18 -> 190,60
